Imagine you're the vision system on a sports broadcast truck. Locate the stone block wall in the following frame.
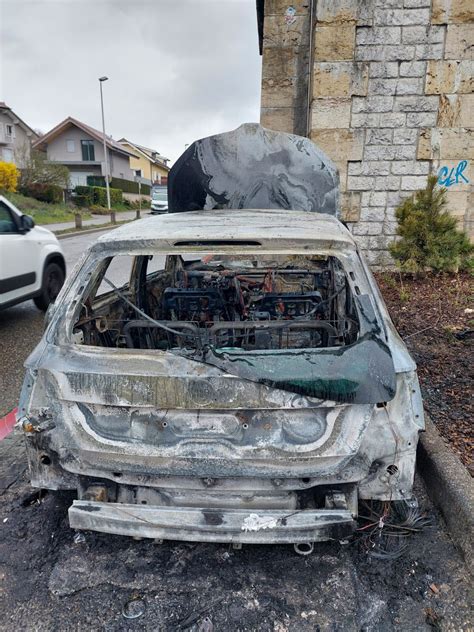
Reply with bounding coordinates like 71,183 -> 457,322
259,0 -> 473,265
260,0 -> 312,136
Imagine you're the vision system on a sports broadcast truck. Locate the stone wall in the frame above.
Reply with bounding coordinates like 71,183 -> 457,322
259,0 -> 473,265
260,0 -> 312,136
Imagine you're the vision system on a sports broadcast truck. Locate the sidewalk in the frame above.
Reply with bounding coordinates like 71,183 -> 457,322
40,209 -> 146,233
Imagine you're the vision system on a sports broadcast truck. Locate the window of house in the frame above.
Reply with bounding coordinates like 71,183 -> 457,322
135,169 -> 142,177
66,139 -> 75,153
2,148 -> 14,163
81,140 -> 95,161
5,124 -> 13,138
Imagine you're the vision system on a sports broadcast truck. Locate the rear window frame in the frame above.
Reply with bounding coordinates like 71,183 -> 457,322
49,246 -> 383,351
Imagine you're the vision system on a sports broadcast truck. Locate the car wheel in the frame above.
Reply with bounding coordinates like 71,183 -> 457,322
33,262 -> 65,311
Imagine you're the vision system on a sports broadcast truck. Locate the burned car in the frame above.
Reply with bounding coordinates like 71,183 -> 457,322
19,208 -> 424,548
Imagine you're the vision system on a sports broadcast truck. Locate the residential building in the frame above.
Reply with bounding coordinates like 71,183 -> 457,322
257,0 -> 473,264
33,116 -> 136,188
118,138 -> 170,185
0,102 -> 39,167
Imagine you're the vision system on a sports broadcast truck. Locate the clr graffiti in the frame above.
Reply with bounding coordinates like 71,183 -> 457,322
437,160 -> 469,187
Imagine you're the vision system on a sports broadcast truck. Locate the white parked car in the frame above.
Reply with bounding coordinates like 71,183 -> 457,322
0,195 -> 66,311
150,188 -> 168,214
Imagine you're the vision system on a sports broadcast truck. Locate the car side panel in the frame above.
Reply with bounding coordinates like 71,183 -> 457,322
0,230 -> 42,305
0,195 -> 65,308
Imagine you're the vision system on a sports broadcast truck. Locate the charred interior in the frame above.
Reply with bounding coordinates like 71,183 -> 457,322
73,254 -> 360,351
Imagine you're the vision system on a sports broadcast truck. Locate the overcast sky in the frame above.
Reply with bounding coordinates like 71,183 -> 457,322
0,0 -> 262,163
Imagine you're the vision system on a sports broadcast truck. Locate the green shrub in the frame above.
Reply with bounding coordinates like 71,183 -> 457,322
73,196 -> 88,208
74,185 -> 94,207
86,175 -> 151,196
111,177 -> 150,196
74,185 -> 122,207
91,186 -> 122,206
20,182 -> 63,204
389,175 -> 473,274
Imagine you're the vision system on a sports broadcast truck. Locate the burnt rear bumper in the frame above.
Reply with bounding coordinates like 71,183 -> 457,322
69,500 -> 355,544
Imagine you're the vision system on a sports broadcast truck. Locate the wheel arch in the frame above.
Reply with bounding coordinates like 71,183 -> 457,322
43,252 -> 66,277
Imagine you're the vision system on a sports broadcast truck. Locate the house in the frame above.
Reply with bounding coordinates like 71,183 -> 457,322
0,102 -> 39,167
33,116 -> 137,188
118,138 -> 170,185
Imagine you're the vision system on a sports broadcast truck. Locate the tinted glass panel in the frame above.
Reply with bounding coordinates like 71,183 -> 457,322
0,202 -> 18,233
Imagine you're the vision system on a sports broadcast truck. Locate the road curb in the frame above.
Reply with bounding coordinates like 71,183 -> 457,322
417,417 -> 474,574
56,225 -> 117,240
55,219 -> 136,240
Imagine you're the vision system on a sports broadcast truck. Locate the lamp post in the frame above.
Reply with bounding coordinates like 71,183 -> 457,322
134,175 -> 142,219
99,76 -> 115,223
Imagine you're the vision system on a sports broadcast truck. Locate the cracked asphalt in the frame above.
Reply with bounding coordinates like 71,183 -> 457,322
0,228 -> 472,631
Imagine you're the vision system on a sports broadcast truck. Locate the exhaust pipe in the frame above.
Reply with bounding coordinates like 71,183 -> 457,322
293,542 -> 314,556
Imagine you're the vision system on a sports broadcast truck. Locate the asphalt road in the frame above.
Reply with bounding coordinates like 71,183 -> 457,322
0,227 -> 472,631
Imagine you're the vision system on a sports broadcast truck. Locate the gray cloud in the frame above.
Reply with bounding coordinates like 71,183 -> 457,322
0,0 -> 262,162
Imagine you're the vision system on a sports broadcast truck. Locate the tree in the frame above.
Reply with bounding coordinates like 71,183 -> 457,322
19,149 -> 70,189
389,175 -> 473,273
0,161 -> 19,192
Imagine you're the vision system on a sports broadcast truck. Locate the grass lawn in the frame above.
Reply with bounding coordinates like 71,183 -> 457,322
4,191 -> 92,225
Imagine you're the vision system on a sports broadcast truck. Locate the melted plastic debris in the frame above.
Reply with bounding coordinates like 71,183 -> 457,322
242,513 -> 279,532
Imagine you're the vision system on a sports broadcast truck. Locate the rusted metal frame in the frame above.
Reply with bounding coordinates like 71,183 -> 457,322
123,320 -> 199,348
122,319 -> 338,350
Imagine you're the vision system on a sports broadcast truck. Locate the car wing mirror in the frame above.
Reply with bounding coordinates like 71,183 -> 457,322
20,214 -> 35,233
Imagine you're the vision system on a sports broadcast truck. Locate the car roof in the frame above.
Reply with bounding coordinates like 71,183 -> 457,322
93,209 -> 357,252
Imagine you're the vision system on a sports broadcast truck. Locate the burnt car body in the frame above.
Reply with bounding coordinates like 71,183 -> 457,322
19,209 -> 424,546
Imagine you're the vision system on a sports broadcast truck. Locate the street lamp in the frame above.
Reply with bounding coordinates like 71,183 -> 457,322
99,76 -> 114,223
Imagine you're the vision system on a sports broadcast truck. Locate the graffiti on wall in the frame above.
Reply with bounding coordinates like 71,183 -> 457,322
437,160 -> 470,188
284,6 -> 297,25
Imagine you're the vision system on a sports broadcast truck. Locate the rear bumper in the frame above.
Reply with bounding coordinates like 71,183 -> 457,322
69,500 -> 355,543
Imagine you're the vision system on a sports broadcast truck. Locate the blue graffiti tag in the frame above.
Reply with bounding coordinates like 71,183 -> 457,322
437,160 -> 470,187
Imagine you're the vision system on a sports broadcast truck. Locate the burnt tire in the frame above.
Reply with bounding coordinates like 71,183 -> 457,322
33,262 -> 65,311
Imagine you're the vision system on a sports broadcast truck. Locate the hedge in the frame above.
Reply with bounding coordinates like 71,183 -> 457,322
74,185 -> 122,207
87,175 -> 151,196
20,182 -> 63,203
